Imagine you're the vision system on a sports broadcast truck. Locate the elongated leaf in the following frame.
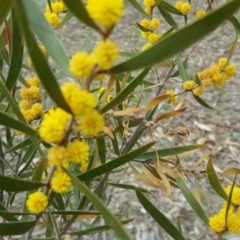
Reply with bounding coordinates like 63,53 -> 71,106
176,177 -> 209,225
136,190 -> 185,240
207,158 -> 228,200
6,137 -> 31,153
228,15 -> 240,35
222,168 -> 240,176
100,68 -> 150,114
161,1 -> 183,15
22,0 -> 69,74
0,112 -> 37,137
0,0 -> 13,27
0,174 -> 45,192
136,22 -> 151,32
0,221 -> 36,235
97,138 -> 106,164
0,203 -> 18,221
66,171 -> 132,240
110,1 -> 240,72
136,144 -> 205,160
193,95 -> 219,111
62,0 -> 98,30
129,0 -> 148,16
176,55 -> 186,82
107,183 -> 150,193
78,142 -> 155,181
69,219 -> 133,236
80,31 -> 93,51
56,10 -> 73,29
154,108 -> 187,123
14,1 -> 71,113
158,6 -> 177,27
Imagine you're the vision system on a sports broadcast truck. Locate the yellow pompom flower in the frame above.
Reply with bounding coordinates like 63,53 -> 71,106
175,1 -> 191,14
79,110 -> 104,135
225,64 -> 236,76
19,100 -> 32,110
141,31 -> 150,39
31,103 -> 43,119
166,89 -> 178,104
192,85 -> 203,96
145,7 -> 152,16
225,185 -> 240,205
209,212 -> 225,233
196,9 -> 206,19
148,33 -> 162,44
142,42 -> 152,51
183,80 -> 195,90
46,2 -> 66,13
86,0 -> 124,28
144,0 -> 155,7
68,140 -> 90,164
61,82 -> 96,116
44,12 -> 61,27
21,109 -> 34,122
26,192 -> 48,214
175,1 -> 183,10
51,171 -> 72,193
20,86 -> 40,100
201,78 -> 213,87
227,213 -> 240,233
93,39 -> 119,70
69,52 -> 95,79
218,58 -> 228,68
26,76 -> 41,87
213,72 -> 226,85
150,18 -> 160,29
39,107 -> 71,143
48,146 -> 69,167
140,19 -> 150,28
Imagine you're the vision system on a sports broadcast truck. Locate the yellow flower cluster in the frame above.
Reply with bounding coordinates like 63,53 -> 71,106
143,0 -> 155,15
44,0 -> 66,27
166,89 -> 178,104
196,9 -> 206,19
26,192 -> 48,214
70,39 -> 119,78
19,76 -> 43,122
175,1 -> 191,15
86,0 -> 124,28
209,189 -> 240,234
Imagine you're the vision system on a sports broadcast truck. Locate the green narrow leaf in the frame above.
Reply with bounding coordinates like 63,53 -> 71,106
6,137 -> 32,153
56,10 -> 73,29
0,174 -> 46,192
161,1 -> 183,15
97,138 -> 106,164
136,144 -> 205,160
65,170 -> 132,240
62,0 -> 99,30
0,112 -> 37,137
21,0 -> 69,74
128,0 -> 148,16
14,1 -> 71,113
158,6 -> 177,27
110,1 -> 240,72
228,15 -> 240,35
100,68 -> 150,114
0,202 -> 19,221
176,55 -> 187,82
0,221 -> 36,235
0,0 -> 13,27
78,142 -> 155,181
193,95 -> 219,111
213,82 -> 225,93
80,31 -> 93,51
69,219 -> 133,236
136,22 -> 151,32
136,190 -> 185,240
207,158 -> 228,200
176,177 -> 209,225
49,212 -> 61,240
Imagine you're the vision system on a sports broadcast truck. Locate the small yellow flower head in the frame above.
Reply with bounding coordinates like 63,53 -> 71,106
209,213 -> 225,233
140,18 -> 150,28
46,2 -> 66,13
213,72 -> 226,85
69,52 -> 94,79
192,85 -> 203,96
48,146 -> 69,167
141,31 -> 150,39
20,86 -> 40,100
61,82 -> 96,116
201,78 -> 213,87
175,1 -> 191,14
166,89 -> 178,104
93,39 -> 119,70
225,185 -> 240,205
39,107 -> 71,143
19,100 -> 32,110
175,1 -> 183,10
196,9 -> 206,19
68,140 -> 90,164
225,64 -> 236,76
21,109 -> 34,122
86,0 -> 124,28
141,42 -> 152,51
145,7 -> 152,16
209,64 -> 221,77
148,33 -> 162,44
79,110 -> 104,135
31,103 -> 43,119
227,213 -> 240,233
26,76 -> 41,87
144,0 -> 155,7
44,12 -> 61,28
183,80 -> 195,90
51,171 -> 72,193
150,18 -> 160,30
80,162 -> 89,173
218,58 -> 228,68
26,192 -> 48,214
